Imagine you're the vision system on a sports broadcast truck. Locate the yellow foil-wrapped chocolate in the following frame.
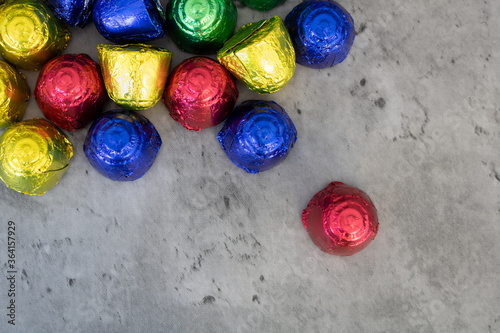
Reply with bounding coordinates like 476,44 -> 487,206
0,0 -> 71,70
97,44 -> 172,110
217,16 -> 295,94
0,59 -> 29,128
0,118 -> 73,195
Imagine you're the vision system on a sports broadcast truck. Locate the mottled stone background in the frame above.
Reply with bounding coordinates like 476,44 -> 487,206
1,0 -> 499,332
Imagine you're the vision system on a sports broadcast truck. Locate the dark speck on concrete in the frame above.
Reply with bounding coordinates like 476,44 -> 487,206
259,275 -> 265,282
475,125 -> 489,136
224,196 -> 230,209
202,295 -> 215,304
68,278 -> 75,287
297,109 -> 302,115
360,78 -> 366,86
356,23 -> 367,35
252,295 -> 260,303
375,98 -> 386,108
22,269 -> 29,285
85,170 -> 88,175
46,288 -> 52,293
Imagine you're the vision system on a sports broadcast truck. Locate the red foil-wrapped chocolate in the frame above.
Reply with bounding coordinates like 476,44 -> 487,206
302,182 -> 379,256
34,54 -> 107,131
162,56 -> 238,131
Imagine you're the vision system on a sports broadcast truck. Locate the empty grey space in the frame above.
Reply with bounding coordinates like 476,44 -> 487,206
0,0 -> 499,332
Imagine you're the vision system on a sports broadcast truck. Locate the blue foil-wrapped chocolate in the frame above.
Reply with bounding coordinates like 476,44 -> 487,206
93,0 -> 166,43
83,110 -> 162,181
217,100 -> 297,173
44,0 -> 94,27
285,0 -> 355,68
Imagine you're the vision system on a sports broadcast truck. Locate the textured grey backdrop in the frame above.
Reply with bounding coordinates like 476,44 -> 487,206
1,0 -> 499,332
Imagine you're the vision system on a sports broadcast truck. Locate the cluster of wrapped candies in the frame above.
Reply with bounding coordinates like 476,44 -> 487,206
0,0 -> 378,256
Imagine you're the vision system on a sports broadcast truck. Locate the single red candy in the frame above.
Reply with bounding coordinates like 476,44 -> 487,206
163,56 -> 238,131
302,182 -> 379,256
34,54 -> 107,131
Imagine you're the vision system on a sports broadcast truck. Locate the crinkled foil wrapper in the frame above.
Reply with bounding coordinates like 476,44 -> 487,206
285,0 -> 355,68
45,0 -> 95,27
0,0 -> 70,70
0,118 -> 73,195
83,110 -> 162,181
0,59 -> 29,128
163,56 -> 238,131
241,0 -> 286,12
97,44 -> 172,111
217,16 -> 295,94
217,100 -> 297,173
302,182 -> 379,256
34,53 -> 108,131
165,0 -> 237,54
93,0 -> 166,43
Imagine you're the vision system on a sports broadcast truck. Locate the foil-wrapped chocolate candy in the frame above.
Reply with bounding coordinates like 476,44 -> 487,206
165,0 -> 237,54
97,44 -> 172,111
44,0 -> 95,27
34,54 -> 105,125
218,16 -> 295,94
93,0 -> 166,43
302,182 -> 379,256
0,0 -> 71,70
34,54 -> 107,131
163,56 -> 238,131
0,118 -> 73,195
217,100 -> 297,173
285,0 -> 355,68
240,0 -> 286,12
83,110 -> 162,181
0,60 -> 30,129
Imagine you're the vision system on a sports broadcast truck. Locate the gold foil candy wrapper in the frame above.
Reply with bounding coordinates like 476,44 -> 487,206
0,118 -> 73,195
0,0 -> 71,70
97,44 -> 172,111
217,16 -> 296,94
0,59 -> 29,128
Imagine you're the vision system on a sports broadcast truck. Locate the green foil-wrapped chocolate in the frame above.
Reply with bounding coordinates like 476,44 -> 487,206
0,0 -> 71,70
0,118 -> 73,195
0,59 -> 29,128
241,0 -> 286,11
217,16 -> 296,94
97,44 -> 172,111
166,0 -> 237,54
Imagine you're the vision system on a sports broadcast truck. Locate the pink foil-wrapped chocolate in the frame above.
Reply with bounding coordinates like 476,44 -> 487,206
34,54 -> 107,131
302,182 -> 379,256
162,56 -> 238,131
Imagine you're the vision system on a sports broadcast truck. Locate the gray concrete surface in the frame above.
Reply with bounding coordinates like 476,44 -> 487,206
1,0 -> 499,332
